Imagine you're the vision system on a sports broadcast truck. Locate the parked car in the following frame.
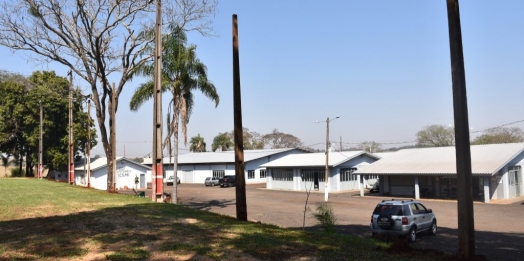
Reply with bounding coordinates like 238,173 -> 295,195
165,176 -> 180,186
370,199 -> 437,243
204,177 -> 220,186
218,175 -> 236,187
370,181 -> 379,193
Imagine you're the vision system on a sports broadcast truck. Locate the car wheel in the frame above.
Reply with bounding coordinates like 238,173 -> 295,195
429,221 -> 437,235
211,183 -> 215,187
377,215 -> 394,230
408,227 -> 417,243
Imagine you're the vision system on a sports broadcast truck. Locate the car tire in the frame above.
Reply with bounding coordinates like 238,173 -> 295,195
408,227 -> 417,243
429,221 -> 437,235
211,183 -> 215,187
377,215 -> 394,230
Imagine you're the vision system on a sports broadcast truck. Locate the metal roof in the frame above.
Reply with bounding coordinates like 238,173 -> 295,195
74,157 -> 151,171
354,143 -> 524,176
142,148 -> 308,165
260,151 -> 379,168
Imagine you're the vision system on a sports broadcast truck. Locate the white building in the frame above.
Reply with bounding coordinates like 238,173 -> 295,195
74,157 -> 151,191
143,148 -> 309,185
260,151 -> 380,192
354,143 -> 524,203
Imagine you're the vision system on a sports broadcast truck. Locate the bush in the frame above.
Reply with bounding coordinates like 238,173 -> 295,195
311,203 -> 337,235
10,167 -> 25,177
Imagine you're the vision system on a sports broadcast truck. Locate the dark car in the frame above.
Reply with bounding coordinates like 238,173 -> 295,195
218,175 -> 236,187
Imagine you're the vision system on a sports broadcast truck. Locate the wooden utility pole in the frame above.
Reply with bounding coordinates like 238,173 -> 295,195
232,14 -> 247,221
446,0 -> 475,258
38,100 -> 43,179
152,0 -> 164,202
68,71 -> 74,184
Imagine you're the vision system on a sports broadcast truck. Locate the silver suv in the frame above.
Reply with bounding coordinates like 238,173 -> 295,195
370,199 -> 437,242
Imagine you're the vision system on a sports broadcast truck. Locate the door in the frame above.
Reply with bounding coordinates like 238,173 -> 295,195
415,203 -> 431,230
509,166 -> 521,197
314,172 -> 319,191
140,174 -> 145,189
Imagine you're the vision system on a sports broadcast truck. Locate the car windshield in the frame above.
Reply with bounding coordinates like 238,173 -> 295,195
373,204 -> 403,216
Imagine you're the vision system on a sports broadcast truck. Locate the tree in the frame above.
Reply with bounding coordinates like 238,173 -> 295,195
129,28 -> 218,202
212,132 -> 233,152
262,129 -> 303,149
471,127 -> 524,145
0,0 -> 216,191
0,71 -> 96,176
227,128 -> 264,150
189,134 -> 206,152
416,125 -> 455,147
357,141 -> 382,153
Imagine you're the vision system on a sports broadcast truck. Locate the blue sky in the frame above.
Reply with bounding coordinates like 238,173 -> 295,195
2,1 -> 524,157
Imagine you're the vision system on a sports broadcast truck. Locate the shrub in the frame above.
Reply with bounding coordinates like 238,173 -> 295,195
10,167 -> 25,177
311,203 -> 337,235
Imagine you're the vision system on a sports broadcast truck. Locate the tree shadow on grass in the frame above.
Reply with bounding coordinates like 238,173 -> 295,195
294,223 -> 523,261
1,203 -> 393,261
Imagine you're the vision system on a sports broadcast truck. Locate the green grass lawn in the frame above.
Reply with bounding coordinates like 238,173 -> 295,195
0,178 -> 456,261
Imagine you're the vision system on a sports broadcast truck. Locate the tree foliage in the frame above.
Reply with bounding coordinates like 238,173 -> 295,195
471,127 -> 524,145
357,141 -> 382,153
0,0 -> 216,190
416,125 -> 455,147
262,129 -> 303,149
0,71 -> 96,175
225,128 -> 264,150
212,132 -> 233,152
189,134 -> 206,152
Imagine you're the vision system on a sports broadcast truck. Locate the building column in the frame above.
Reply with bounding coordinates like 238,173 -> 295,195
267,169 -> 273,189
484,176 -> 490,203
359,174 -> 364,197
414,176 -> 420,199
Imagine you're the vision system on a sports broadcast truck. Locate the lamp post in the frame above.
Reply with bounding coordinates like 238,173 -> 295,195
38,100 -> 43,179
316,116 -> 340,202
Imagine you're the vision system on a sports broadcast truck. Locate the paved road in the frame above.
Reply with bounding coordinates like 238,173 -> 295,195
136,183 -> 524,261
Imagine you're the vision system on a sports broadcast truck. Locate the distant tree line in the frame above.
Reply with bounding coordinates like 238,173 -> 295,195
188,128 -> 304,152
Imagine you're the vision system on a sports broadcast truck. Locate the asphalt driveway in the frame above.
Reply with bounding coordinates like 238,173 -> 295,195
134,183 -> 524,261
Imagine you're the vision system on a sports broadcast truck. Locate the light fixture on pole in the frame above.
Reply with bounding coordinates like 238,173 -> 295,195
316,116 -> 340,202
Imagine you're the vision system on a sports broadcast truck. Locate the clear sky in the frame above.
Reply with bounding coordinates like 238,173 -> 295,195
1,1 -> 524,158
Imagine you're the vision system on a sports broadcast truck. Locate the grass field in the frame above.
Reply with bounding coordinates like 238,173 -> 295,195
0,178 -> 457,261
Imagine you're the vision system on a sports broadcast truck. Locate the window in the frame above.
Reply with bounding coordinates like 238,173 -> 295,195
248,170 -> 255,179
273,169 -> 293,181
301,169 -> 325,182
260,169 -> 266,178
365,175 -> 378,180
212,170 -> 225,178
340,168 -> 357,181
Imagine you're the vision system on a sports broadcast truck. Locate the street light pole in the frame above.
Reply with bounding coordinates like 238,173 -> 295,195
68,70 -> 74,184
317,116 -> 340,202
38,100 -> 43,179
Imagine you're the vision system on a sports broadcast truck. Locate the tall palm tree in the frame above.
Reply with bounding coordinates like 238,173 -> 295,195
212,132 -> 233,152
129,28 -> 219,203
189,134 -> 206,152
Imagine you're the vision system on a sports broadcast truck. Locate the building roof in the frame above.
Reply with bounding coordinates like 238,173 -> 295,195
354,143 -> 524,176
74,157 -> 151,172
142,148 -> 309,165
260,150 -> 379,168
